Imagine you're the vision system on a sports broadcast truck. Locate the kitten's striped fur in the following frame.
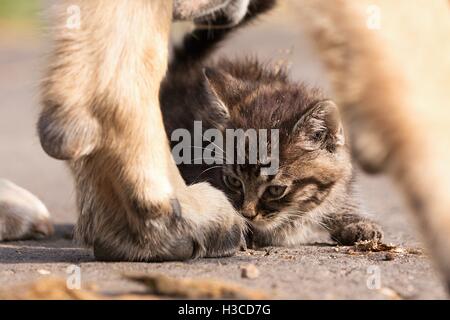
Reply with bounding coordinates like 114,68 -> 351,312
162,0 -> 383,247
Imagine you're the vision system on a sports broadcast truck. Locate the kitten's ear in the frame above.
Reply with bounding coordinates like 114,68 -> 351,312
203,67 -> 244,117
293,100 -> 345,151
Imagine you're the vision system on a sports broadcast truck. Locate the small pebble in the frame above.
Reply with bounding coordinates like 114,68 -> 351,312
241,264 -> 260,279
38,269 -> 51,275
384,253 -> 396,261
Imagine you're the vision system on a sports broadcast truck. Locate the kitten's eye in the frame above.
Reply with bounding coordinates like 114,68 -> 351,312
312,130 -> 326,142
223,175 -> 242,191
264,185 -> 287,200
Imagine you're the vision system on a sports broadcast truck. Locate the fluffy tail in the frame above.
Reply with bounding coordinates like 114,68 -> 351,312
169,0 -> 277,72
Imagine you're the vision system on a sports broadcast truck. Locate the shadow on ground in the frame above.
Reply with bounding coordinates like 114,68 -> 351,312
0,224 -> 94,264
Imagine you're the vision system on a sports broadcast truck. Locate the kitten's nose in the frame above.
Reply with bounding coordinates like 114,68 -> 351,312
241,201 -> 258,220
241,209 -> 258,220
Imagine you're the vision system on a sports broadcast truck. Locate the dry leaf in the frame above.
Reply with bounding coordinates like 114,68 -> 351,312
126,273 -> 270,299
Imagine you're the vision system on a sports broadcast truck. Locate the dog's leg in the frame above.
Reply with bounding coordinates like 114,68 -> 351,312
40,0 -> 175,218
39,0 -> 244,261
295,0 -> 450,292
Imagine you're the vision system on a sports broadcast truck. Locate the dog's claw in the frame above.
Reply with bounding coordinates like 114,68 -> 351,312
239,232 -> 248,251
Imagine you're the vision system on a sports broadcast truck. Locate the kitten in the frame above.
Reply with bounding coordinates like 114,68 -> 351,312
161,0 -> 383,248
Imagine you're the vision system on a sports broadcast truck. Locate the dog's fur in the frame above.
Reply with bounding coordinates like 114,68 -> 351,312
0,179 -> 53,241
38,0 -> 250,261
293,0 -> 450,290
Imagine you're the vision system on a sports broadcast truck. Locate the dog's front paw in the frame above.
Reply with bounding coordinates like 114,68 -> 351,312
181,182 -> 245,258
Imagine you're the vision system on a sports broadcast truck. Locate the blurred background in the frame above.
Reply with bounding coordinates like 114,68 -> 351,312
0,0 -> 76,224
0,0 -> 39,25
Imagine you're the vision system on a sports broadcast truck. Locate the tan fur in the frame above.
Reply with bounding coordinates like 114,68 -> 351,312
173,0 -> 251,24
174,0 -> 229,20
39,0 -> 245,261
293,0 -> 450,290
0,179 -> 53,241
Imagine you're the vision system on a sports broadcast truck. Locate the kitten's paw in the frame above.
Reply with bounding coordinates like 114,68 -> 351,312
334,221 -> 383,245
0,179 -> 53,241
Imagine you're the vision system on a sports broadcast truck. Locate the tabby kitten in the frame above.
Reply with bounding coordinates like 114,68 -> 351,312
161,0 -> 383,248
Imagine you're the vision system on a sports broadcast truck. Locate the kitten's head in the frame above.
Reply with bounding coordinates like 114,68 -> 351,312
203,66 -> 352,233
